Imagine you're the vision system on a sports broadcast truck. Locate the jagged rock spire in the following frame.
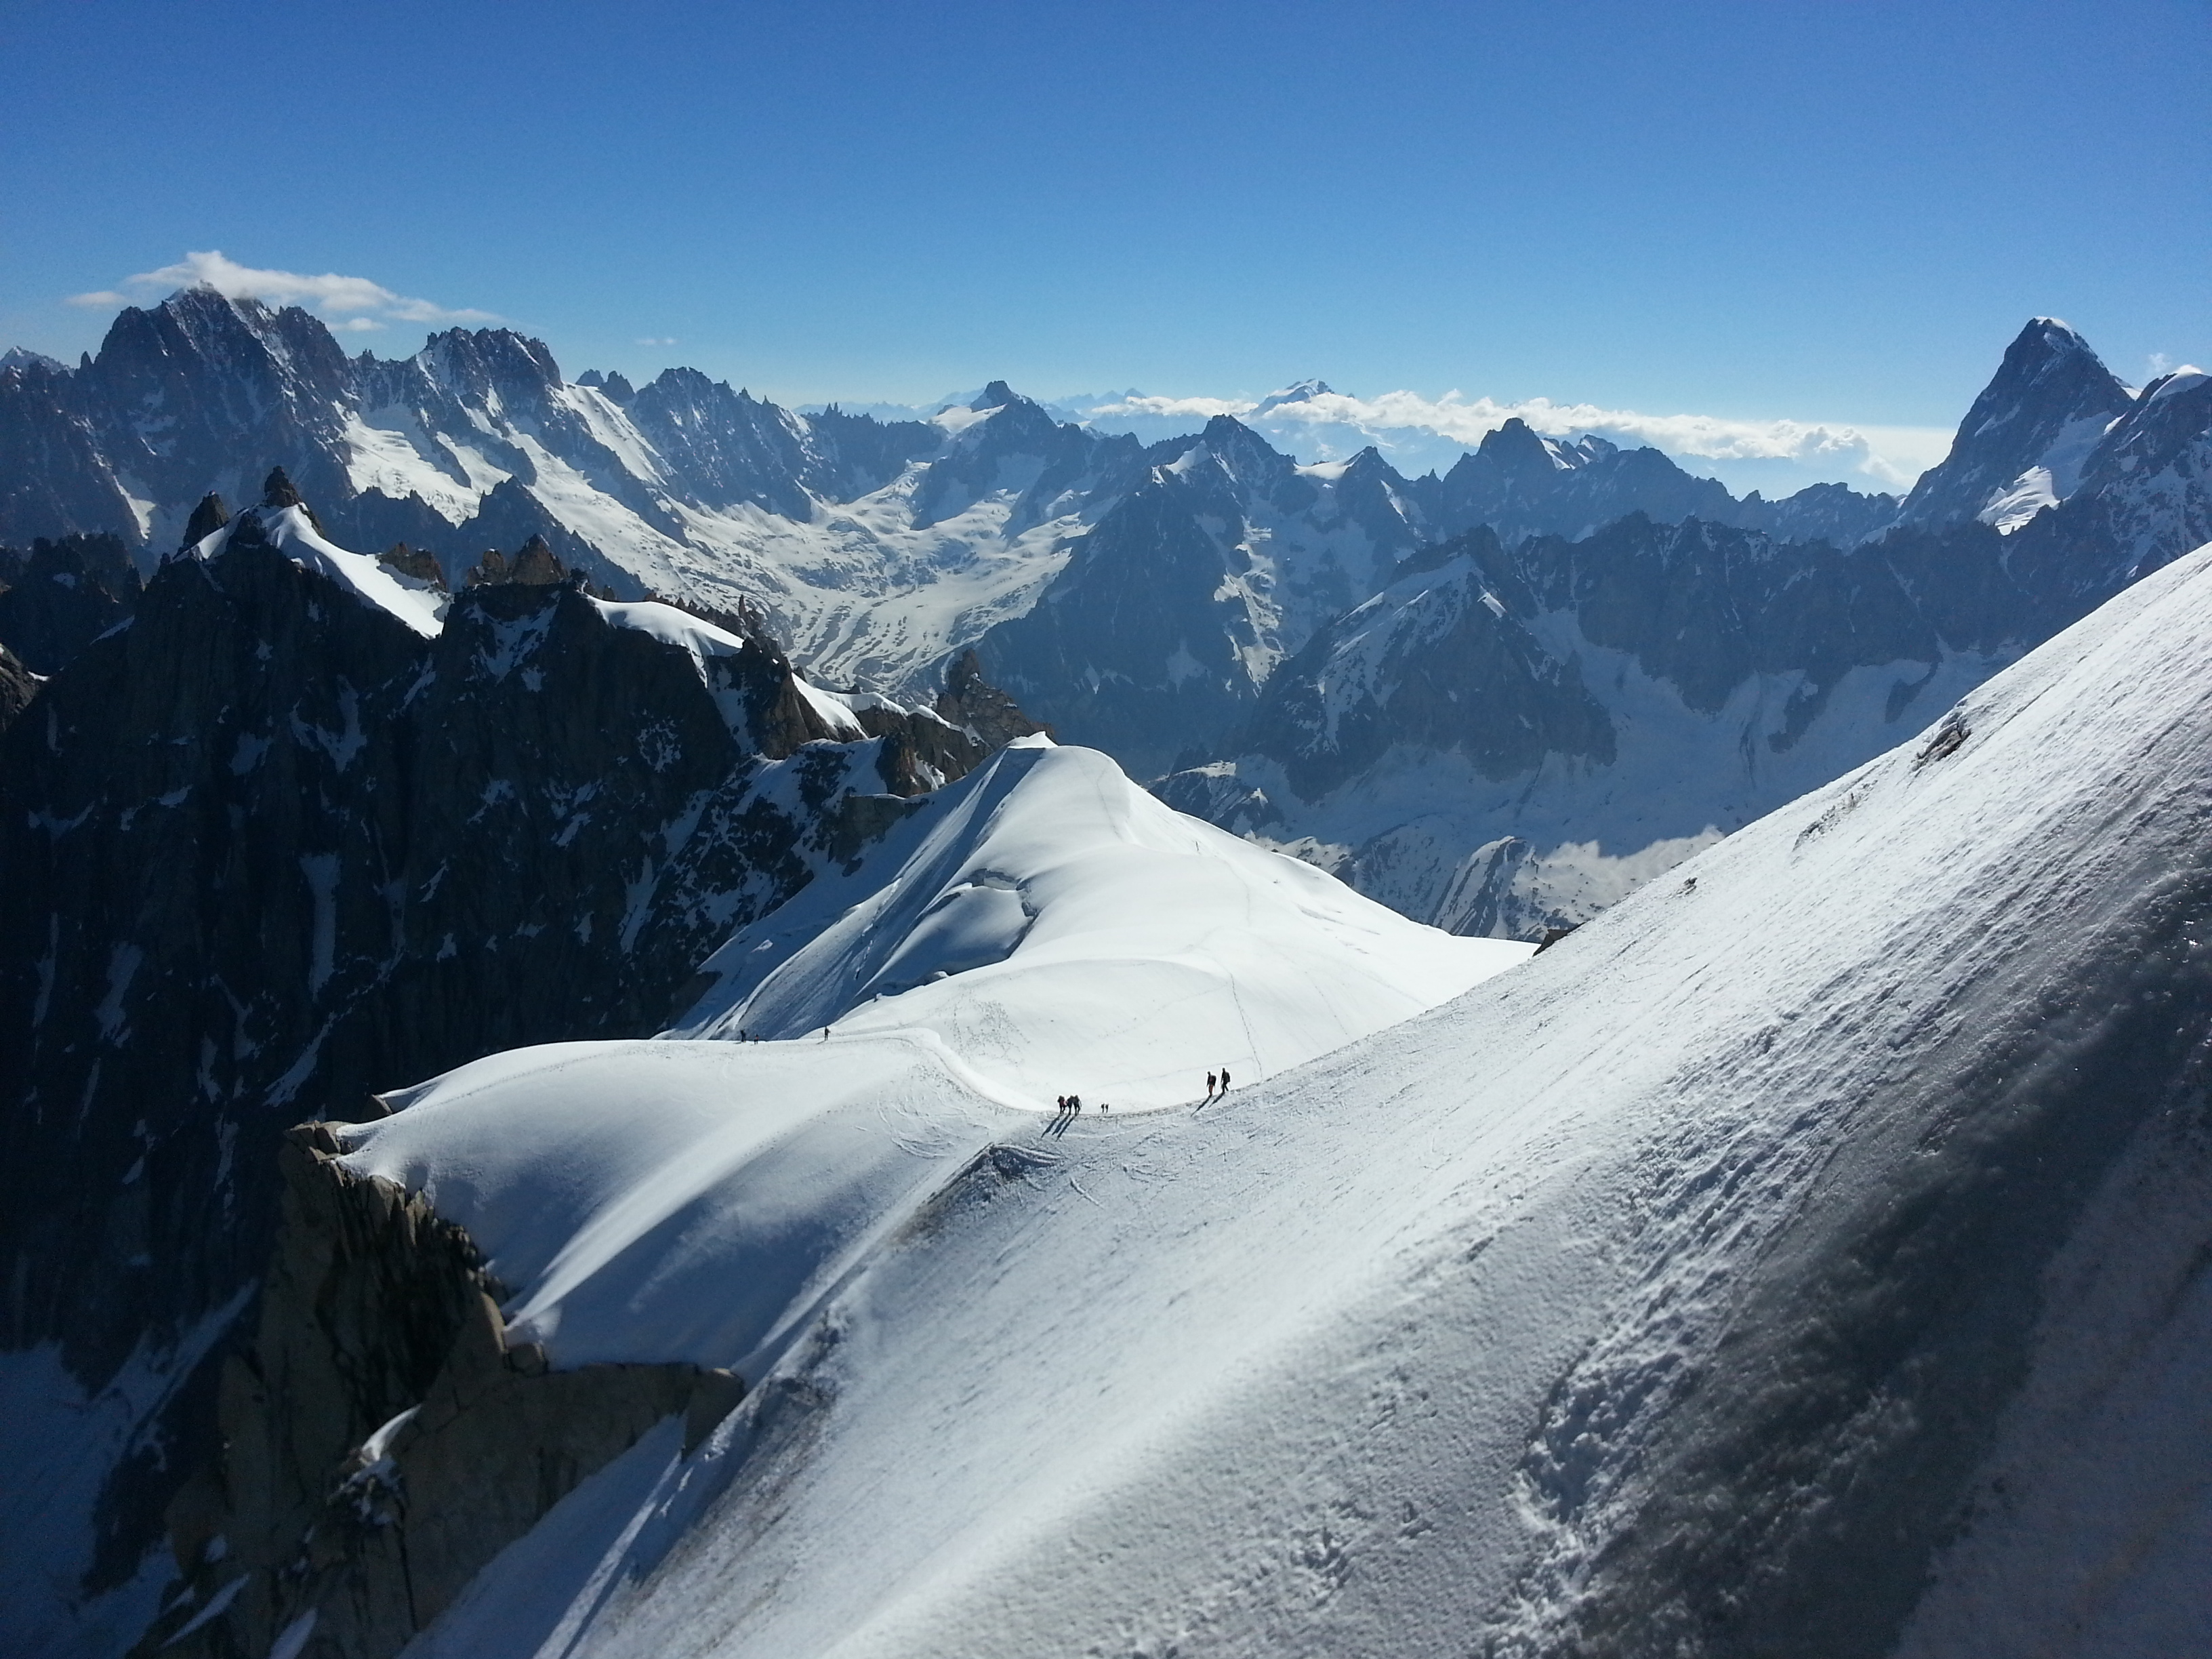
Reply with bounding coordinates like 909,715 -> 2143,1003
261,467 -> 304,510
180,493 -> 231,551
466,533 -> 569,588
937,648 -> 1050,749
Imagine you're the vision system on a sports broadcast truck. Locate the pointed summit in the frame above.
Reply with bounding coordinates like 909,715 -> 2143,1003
180,493 -> 231,552
970,380 -> 1021,411
1899,317 -> 2135,527
261,466 -> 304,510
1474,417 -> 1570,474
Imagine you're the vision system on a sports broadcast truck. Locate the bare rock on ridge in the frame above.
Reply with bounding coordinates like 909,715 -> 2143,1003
136,1123 -> 743,1659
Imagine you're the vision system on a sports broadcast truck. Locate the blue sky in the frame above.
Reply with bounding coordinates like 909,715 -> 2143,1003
2,0 -> 2206,486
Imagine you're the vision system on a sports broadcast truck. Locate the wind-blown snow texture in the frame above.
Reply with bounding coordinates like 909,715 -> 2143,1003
348,543 -> 2212,1658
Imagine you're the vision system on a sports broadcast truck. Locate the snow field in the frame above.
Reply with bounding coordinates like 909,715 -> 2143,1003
379,544 -> 2212,1657
343,737 -> 1528,1382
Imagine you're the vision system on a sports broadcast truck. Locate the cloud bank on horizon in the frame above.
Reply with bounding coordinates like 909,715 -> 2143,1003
52,252 -> 1949,491
1073,385 -> 1948,491
66,250 -> 500,332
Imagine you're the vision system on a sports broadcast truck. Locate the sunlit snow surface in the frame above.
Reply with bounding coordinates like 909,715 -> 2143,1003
343,739 -> 1528,1373
187,504 -> 448,636
369,546 -> 2212,1659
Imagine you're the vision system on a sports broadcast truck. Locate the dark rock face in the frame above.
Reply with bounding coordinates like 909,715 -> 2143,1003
0,531 -> 142,674
1237,528 -> 1620,803
179,493 -> 232,550
0,639 -> 35,730
136,1124 -> 742,1659
464,531 -> 568,586
1898,318 -> 2135,527
937,647 -> 1050,750
0,510 -> 1035,1632
970,417 -> 1435,776
373,544 -> 445,588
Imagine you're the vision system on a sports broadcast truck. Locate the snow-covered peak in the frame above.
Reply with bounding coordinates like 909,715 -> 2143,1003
0,345 -> 64,376
1256,377 -> 1338,412
2146,365 -> 2209,403
338,739 -> 1524,1376
1900,316 -> 2134,527
186,495 -> 447,638
676,739 -> 1527,1104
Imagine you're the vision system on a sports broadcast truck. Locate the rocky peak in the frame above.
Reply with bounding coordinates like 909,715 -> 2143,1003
466,532 -> 568,587
416,327 -> 565,405
377,542 -> 447,588
937,647 -> 1051,750
179,492 -> 231,550
0,346 -> 66,377
0,532 -> 143,674
260,466 -> 304,510
1898,316 -> 2135,527
1192,414 -> 1297,489
1473,417 -> 1570,475
970,380 -> 1021,411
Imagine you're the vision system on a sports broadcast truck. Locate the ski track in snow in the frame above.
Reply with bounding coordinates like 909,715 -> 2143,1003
366,542 -> 2212,1657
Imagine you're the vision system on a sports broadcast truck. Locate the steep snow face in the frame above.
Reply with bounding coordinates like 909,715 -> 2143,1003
383,541 -> 2212,1659
339,739 -> 1527,1375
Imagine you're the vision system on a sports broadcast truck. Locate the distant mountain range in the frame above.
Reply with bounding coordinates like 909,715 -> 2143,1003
3,289 -> 1888,696
1160,322 -> 2211,933
5,297 -> 2207,937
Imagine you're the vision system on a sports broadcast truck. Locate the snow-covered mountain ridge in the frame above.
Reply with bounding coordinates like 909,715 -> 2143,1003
3,289 -> 1895,706
179,533 -> 2212,1658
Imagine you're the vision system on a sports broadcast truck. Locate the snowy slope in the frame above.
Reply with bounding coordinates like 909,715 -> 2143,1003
187,500 -> 448,636
363,539 -> 2212,1658
340,738 -> 1529,1376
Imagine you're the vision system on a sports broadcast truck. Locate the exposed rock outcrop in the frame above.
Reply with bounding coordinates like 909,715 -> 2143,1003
373,543 -> 446,589
465,531 -> 567,587
937,647 -> 1051,750
0,638 -> 36,730
136,1124 -> 741,1659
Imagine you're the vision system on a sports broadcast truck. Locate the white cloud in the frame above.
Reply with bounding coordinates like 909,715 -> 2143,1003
66,249 -> 499,328
334,317 -> 384,333
1083,386 -> 1950,490
636,335 -> 679,346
